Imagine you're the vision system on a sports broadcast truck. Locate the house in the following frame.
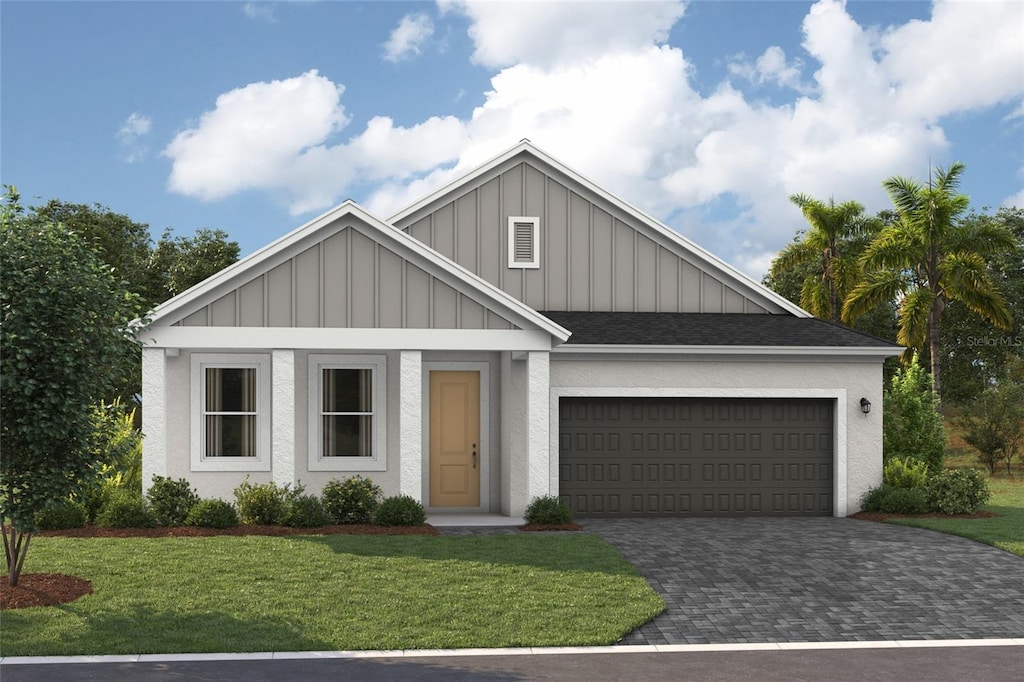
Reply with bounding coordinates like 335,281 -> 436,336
139,141 -> 900,519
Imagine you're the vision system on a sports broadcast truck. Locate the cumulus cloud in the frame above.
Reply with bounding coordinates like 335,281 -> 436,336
117,112 -> 152,163
242,3 -> 276,23
383,13 -> 434,62
164,0 -> 1024,277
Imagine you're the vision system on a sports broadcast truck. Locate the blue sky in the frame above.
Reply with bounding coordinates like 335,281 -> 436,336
3,1 -> 1022,278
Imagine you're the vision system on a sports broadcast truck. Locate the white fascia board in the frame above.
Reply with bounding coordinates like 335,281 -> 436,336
389,140 -> 808,318
552,344 -> 904,358
140,327 -> 557,351
143,199 -> 570,344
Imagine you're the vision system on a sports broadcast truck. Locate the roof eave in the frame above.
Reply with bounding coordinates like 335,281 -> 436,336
552,344 -> 904,357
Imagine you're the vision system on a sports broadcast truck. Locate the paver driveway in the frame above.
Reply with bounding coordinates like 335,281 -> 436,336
583,517 -> 1024,645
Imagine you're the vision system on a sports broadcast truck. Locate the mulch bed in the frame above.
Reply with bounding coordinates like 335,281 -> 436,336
850,510 -> 997,522
1,573 -> 93,610
520,523 -> 582,531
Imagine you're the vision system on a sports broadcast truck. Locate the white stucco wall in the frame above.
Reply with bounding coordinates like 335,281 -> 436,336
549,355 -> 885,516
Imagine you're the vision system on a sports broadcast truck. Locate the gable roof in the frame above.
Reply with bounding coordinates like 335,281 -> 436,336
541,311 -> 901,352
144,200 -> 570,342
389,140 -> 809,318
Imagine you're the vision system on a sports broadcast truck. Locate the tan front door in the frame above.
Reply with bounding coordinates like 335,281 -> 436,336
429,371 -> 481,507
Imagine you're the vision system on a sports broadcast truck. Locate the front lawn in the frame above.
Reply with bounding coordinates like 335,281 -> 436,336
887,477 -> 1024,558
1,533 -> 664,656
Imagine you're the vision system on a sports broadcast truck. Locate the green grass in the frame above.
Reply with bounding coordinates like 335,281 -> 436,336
888,477 -> 1024,558
1,534 -> 664,657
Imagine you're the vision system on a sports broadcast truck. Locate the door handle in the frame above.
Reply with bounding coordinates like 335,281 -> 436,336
472,443 -> 477,469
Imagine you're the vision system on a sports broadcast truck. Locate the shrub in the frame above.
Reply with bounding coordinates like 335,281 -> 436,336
185,499 -> 239,528
146,476 -> 200,526
883,457 -> 929,490
926,469 -> 990,515
96,488 -> 157,528
883,356 -> 946,472
282,494 -> 332,528
35,499 -> 88,530
524,495 -> 573,525
233,477 -> 298,525
373,495 -> 426,526
322,476 -> 382,524
860,485 -> 930,514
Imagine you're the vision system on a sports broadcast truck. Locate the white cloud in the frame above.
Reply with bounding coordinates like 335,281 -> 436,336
117,112 -> 152,163
1004,188 -> 1024,209
383,13 -> 435,62
242,3 -> 276,23
164,0 -> 1024,278
439,0 -> 686,68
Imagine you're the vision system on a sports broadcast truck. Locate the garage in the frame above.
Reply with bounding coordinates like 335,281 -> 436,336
558,397 -> 834,517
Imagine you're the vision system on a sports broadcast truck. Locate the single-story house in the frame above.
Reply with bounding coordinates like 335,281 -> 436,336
139,141 -> 900,518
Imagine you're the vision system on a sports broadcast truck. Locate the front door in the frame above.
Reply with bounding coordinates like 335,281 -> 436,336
429,370 -> 480,507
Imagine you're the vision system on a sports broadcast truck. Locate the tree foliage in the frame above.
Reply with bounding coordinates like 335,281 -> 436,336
883,355 -> 946,473
958,362 -> 1024,475
1,187 -> 144,585
149,227 -> 241,302
939,207 -> 1024,404
844,163 -> 1014,396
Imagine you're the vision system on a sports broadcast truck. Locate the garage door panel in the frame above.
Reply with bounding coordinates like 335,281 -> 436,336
560,397 -> 833,517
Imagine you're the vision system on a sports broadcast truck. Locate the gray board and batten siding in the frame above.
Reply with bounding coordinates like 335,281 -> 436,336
173,221 -> 518,331
395,158 -> 785,316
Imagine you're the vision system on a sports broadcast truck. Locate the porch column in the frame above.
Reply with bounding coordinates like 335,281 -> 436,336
271,349 -> 295,488
524,350 -> 551,511
141,347 -> 167,493
399,350 -> 423,499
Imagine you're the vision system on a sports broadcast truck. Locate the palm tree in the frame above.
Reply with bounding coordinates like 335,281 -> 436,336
844,162 -> 1014,396
773,195 -> 875,323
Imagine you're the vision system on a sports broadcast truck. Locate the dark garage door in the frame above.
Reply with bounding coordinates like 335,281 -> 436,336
559,397 -> 833,517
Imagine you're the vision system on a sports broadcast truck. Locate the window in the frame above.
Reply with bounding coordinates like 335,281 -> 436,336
507,216 -> 540,268
190,354 -> 271,472
308,354 -> 387,471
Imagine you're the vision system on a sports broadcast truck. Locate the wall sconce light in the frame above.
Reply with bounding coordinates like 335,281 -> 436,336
860,397 -> 871,414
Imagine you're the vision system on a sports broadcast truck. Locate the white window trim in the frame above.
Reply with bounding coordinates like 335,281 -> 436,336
507,216 -> 540,269
190,353 -> 271,472
307,354 -> 387,472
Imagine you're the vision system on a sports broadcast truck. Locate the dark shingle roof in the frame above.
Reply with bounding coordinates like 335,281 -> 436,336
540,312 -> 900,348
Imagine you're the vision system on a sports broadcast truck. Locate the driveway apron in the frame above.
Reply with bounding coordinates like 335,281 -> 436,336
583,517 -> 1024,645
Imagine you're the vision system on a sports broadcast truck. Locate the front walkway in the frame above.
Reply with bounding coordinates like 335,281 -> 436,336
583,517 -> 1024,645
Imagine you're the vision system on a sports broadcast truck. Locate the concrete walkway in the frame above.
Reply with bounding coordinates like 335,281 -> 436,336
582,517 -> 1024,644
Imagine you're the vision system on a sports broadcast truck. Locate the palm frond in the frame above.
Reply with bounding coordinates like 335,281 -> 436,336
896,288 -> 935,351
940,253 -> 1013,330
945,221 -> 1017,256
860,226 -> 920,271
800,276 -> 832,320
843,269 -> 908,324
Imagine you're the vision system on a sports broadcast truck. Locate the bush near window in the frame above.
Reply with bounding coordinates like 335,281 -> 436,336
185,499 -> 239,528
233,477 -> 296,525
860,485 -> 931,514
883,457 -> 930,490
321,476 -> 382,524
35,499 -> 88,530
96,489 -> 157,528
146,476 -> 200,526
373,495 -> 426,527
282,494 -> 332,528
524,495 -> 573,525
926,469 -> 990,515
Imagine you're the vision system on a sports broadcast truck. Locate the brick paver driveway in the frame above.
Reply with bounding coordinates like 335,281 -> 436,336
583,517 -> 1024,645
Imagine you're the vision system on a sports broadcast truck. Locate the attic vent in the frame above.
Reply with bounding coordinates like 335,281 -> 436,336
508,216 -> 540,269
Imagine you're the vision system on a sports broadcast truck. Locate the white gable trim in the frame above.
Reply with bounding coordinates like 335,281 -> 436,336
389,140 -> 808,318
143,201 -> 570,343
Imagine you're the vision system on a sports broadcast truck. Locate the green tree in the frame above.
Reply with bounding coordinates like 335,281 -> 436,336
883,355 -> 946,472
940,207 -> 1024,404
844,163 -> 1015,396
772,195 -> 876,323
149,227 -> 240,300
0,187 -> 144,585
